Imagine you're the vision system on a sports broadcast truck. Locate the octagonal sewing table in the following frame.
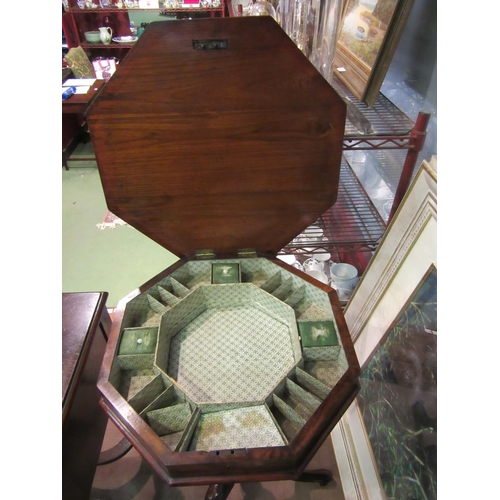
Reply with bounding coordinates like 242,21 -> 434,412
88,16 -> 360,499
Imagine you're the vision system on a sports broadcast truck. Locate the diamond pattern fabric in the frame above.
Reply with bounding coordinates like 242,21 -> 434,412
168,307 -> 296,403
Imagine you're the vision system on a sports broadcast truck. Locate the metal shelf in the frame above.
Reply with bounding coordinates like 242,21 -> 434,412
334,74 -> 416,150
280,159 -> 386,256
281,78 -> 430,260
80,42 -> 136,48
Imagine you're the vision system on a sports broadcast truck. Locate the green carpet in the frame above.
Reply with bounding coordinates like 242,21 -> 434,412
62,165 -> 178,308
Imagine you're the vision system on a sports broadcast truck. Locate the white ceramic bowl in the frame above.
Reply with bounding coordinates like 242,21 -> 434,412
85,31 -> 101,43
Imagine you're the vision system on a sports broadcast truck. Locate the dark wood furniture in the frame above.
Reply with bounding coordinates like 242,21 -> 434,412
88,17 -> 360,499
62,77 -> 105,169
64,0 -> 227,59
62,292 -> 111,500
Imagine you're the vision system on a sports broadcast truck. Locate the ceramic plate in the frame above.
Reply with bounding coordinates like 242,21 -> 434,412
113,36 -> 138,44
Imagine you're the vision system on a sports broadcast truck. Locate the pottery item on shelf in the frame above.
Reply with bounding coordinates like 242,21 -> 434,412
314,252 -> 331,262
330,282 -> 352,304
99,26 -> 113,45
330,262 -> 359,291
306,269 -> 329,284
303,257 -> 324,273
85,30 -> 101,43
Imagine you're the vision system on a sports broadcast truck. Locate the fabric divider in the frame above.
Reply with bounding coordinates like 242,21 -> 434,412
139,383 -> 177,415
147,294 -> 169,315
284,285 -> 306,309
117,367 -> 156,402
271,394 -> 307,441
285,378 -> 322,414
271,276 -> 293,301
260,271 -> 282,294
127,373 -> 167,413
175,407 -> 202,452
158,286 -> 180,307
272,394 -> 307,428
169,277 -> 190,298
145,402 -> 193,437
295,366 -> 331,400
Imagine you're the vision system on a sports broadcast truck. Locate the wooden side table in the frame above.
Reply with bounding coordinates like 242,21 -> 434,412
62,78 -> 105,170
62,292 -> 111,500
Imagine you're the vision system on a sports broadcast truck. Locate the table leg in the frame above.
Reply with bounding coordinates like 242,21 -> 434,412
296,468 -> 334,487
205,483 -> 235,500
97,436 -> 133,466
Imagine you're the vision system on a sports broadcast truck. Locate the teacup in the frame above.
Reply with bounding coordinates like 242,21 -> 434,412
303,257 -> 324,273
330,263 -> 359,291
292,261 -> 304,272
330,263 -> 357,280
313,252 -> 331,262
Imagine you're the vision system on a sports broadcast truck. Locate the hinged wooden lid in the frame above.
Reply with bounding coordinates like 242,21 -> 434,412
87,17 -> 346,258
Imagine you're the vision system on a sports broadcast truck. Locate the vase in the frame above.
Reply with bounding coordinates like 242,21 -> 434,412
99,26 -> 113,45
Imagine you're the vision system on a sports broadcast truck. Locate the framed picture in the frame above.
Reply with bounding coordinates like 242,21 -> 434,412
331,157 -> 437,499
332,0 -> 415,106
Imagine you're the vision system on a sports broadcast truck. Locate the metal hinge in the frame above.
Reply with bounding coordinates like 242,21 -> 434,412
238,248 -> 257,258
192,39 -> 228,50
195,249 -> 216,260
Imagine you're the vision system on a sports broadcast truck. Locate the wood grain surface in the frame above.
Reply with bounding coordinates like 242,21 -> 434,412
88,17 -> 346,257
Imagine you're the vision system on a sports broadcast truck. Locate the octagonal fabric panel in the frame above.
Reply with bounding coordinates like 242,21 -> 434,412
87,16 -> 346,257
164,284 -> 299,404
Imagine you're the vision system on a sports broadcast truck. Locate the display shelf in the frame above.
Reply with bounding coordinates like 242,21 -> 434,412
80,41 -> 137,48
64,0 -> 227,55
334,74 -> 416,148
280,159 -> 386,256
281,77 -> 430,260
68,7 -> 224,14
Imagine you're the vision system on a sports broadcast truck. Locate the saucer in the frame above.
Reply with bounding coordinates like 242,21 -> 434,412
113,36 -> 138,44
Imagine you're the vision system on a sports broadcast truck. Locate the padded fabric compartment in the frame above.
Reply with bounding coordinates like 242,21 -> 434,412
109,258 -> 349,452
188,405 -> 286,451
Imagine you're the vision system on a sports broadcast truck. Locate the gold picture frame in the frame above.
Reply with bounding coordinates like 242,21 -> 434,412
332,0 -> 415,107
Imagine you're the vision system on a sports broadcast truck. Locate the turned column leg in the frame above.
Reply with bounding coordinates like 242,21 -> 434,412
205,483 -> 235,500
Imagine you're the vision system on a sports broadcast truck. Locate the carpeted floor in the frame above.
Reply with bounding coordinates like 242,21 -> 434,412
62,143 -> 179,307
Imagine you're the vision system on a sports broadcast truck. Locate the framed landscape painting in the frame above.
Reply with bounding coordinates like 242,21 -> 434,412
332,0 -> 415,106
331,157 -> 437,499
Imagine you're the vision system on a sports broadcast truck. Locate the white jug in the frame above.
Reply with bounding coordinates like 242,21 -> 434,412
99,26 -> 112,45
